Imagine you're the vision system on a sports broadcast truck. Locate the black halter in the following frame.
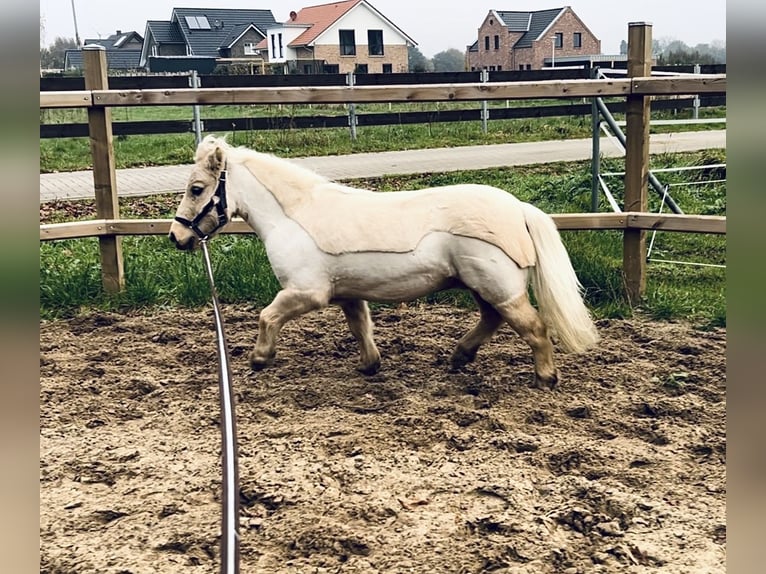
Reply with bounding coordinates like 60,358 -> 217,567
174,169 -> 229,240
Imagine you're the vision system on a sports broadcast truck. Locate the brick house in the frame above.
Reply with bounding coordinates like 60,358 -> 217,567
260,0 -> 417,74
466,6 -> 601,71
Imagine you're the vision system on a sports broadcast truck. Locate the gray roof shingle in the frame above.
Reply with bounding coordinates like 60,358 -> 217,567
83,31 -> 143,50
146,20 -> 185,44
496,7 -> 566,48
171,8 -> 277,57
64,49 -> 143,70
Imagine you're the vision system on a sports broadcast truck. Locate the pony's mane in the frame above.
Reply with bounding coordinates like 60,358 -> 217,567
197,135 -> 330,206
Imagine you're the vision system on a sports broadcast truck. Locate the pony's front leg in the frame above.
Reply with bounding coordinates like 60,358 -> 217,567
338,299 -> 381,375
249,288 -> 329,370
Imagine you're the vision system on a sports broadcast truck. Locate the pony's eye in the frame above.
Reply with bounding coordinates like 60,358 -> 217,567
190,185 -> 204,196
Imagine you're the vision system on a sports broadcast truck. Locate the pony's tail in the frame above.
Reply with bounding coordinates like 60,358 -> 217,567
522,202 -> 600,354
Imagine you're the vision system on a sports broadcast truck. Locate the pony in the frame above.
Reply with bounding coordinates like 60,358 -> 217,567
169,135 -> 599,389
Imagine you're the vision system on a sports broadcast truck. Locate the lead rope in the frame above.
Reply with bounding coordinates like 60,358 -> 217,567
200,239 -> 240,574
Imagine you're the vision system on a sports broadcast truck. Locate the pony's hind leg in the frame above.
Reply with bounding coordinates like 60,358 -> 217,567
249,288 -> 328,370
338,299 -> 381,375
495,293 -> 559,390
450,291 -> 504,370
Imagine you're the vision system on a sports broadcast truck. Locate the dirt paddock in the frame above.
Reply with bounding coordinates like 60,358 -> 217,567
40,304 -> 725,573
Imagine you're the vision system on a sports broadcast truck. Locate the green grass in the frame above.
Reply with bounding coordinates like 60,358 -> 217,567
39,151 -> 725,327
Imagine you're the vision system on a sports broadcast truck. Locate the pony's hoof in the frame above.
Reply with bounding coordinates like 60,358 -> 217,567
534,370 -> 559,391
248,351 -> 275,371
449,347 -> 476,371
357,358 -> 381,376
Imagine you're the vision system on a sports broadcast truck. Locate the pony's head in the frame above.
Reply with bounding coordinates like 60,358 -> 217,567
169,135 -> 233,250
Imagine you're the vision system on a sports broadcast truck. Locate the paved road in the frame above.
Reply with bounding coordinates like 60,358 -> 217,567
39,130 -> 725,202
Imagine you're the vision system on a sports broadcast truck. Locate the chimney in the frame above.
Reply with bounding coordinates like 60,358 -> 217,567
290,11 -> 297,21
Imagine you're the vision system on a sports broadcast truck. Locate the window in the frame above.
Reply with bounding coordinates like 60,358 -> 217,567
270,34 -> 276,56
278,33 -> 283,58
497,65 -> 502,71
573,32 -> 582,48
185,15 -> 211,30
368,29 -> 384,56
324,63 -> 340,74
339,29 -> 356,55
382,63 -> 392,73
494,35 -> 499,50
554,33 -> 563,48
244,42 -> 257,55
355,63 -> 368,74
526,64 -> 531,70
484,36 -> 490,50
519,64 -> 524,70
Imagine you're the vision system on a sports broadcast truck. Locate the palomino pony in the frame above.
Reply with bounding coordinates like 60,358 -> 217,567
169,135 -> 599,389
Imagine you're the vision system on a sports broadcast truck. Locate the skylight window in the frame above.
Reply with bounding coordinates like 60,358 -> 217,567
185,16 -> 211,30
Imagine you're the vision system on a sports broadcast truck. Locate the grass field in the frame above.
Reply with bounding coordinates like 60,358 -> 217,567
39,150 -> 725,327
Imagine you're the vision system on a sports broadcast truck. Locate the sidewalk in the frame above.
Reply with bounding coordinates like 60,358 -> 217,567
39,130 -> 726,202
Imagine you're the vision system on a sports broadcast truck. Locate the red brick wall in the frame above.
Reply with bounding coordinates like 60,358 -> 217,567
314,44 -> 408,74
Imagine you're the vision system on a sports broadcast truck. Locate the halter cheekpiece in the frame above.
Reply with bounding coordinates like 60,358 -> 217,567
174,168 -> 229,240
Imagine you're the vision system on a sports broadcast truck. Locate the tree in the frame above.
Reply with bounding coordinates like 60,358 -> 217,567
407,46 -> 433,73
40,37 -> 78,70
431,48 -> 465,72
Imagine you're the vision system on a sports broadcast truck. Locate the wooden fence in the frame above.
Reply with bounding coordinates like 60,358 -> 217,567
39,24 -> 726,303
39,66 -> 725,139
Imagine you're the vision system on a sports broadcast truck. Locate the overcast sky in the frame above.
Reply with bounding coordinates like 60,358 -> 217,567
40,0 -> 726,57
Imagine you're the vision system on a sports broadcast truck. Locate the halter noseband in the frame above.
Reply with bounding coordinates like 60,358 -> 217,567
174,169 -> 229,241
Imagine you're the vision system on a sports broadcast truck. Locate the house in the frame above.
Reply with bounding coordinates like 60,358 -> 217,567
261,0 -> 417,74
63,30 -> 144,72
139,7 -> 278,72
466,6 -> 601,71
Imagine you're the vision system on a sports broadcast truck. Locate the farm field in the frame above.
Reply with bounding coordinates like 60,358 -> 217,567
40,303 -> 725,573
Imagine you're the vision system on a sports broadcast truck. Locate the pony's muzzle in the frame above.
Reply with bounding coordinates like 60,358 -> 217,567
168,227 -> 196,251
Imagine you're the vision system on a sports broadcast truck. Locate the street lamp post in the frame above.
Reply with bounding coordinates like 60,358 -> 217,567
70,0 -> 82,47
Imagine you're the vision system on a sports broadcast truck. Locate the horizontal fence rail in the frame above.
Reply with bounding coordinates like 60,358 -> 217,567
39,213 -> 726,242
38,65 -> 725,92
40,76 -> 727,109
39,95 -> 726,139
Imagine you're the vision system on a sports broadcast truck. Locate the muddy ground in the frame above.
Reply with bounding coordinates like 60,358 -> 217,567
40,304 -> 725,573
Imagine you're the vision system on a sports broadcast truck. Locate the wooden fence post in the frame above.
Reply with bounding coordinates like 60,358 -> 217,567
623,22 -> 652,304
83,46 -> 124,293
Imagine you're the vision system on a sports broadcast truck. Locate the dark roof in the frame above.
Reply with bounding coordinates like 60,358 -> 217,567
171,7 -> 277,56
83,31 -> 143,50
496,11 -> 532,32
496,7 -> 566,48
64,49 -> 143,70
220,23 -> 253,48
145,20 -> 185,44
467,40 -> 478,52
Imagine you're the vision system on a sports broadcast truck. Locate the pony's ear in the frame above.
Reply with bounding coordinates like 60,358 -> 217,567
206,145 -> 225,174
